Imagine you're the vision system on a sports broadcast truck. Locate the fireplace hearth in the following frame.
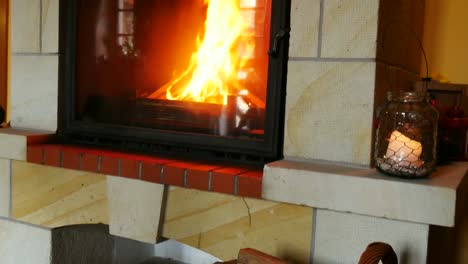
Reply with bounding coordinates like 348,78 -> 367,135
58,0 -> 291,164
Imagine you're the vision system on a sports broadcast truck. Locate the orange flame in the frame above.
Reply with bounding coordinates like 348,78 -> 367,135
160,0 -> 252,105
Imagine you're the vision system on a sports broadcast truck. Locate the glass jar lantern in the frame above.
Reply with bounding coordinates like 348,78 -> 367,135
375,91 -> 439,178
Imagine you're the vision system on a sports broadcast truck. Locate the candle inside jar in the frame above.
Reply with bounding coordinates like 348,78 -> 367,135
385,130 -> 423,168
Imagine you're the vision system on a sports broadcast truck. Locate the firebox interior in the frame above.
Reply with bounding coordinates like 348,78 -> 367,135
59,0 -> 290,163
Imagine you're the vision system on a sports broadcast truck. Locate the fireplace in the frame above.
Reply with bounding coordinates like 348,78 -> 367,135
58,0 -> 291,164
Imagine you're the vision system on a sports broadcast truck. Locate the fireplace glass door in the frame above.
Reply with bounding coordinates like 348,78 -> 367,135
60,0 -> 290,162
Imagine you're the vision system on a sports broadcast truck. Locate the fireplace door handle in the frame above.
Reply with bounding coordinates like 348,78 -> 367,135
268,27 -> 291,58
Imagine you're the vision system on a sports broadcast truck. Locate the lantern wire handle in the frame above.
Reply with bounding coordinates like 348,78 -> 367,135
379,20 -> 430,88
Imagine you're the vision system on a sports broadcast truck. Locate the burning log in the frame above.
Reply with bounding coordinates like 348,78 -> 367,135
133,96 -> 264,138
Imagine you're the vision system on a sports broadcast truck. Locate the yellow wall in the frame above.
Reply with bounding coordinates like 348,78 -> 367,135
423,0 -> 468,83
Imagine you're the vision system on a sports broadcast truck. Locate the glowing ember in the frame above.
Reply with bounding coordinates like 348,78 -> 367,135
149,0 -> 253,105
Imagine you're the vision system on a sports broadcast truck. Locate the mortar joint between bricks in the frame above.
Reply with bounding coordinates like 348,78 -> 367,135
183,169 -> 188,187
160,165 -> 165,183
97,156 -> 102,173
117,159 -> 121,176
138,161 -> 142,180
78,153 -> 84,170
208,171 -> 213,191
59,150 -> 64,167
234,175 -> 239,195
40,147 -> 45,165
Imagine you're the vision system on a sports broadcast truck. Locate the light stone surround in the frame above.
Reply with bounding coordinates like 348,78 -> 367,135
108,176 -> 164,244
42,0 -> 60,53
0,128 -> 53,161
0,217 -> 52,264
287,0 -> 382,165
284,61 -> 375,164
0,159 -> 10,217
11,0 -> 41,53
289,0 -> 320,58
11,55 -> 59,131
11,0 -> 59,132
321,0 -> 380,58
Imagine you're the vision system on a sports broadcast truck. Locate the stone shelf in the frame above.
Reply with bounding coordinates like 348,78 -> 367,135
263,159 -> 468,227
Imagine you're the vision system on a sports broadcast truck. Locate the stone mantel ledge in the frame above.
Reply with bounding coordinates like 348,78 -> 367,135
0,128 -> 54,161
263,159 -> 468,227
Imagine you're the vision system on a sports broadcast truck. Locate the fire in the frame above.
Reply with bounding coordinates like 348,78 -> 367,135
149,0 -> 253,105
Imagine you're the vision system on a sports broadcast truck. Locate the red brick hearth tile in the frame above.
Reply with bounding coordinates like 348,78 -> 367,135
81,153 -> 99,173
186,163 -> 223,191
137,156 -> 175,165
100,156 -> 119,176
160,162 -> 223,190
26,133 -> 54,145
44,147 -> 61,167
120,159 -> 139,179
27,145 -> 44,164
141,162 -> 162,183
211,167 -> 250,194
237,170 -> 263,198
162,162 -> 186,187
61,149 -> 81,170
